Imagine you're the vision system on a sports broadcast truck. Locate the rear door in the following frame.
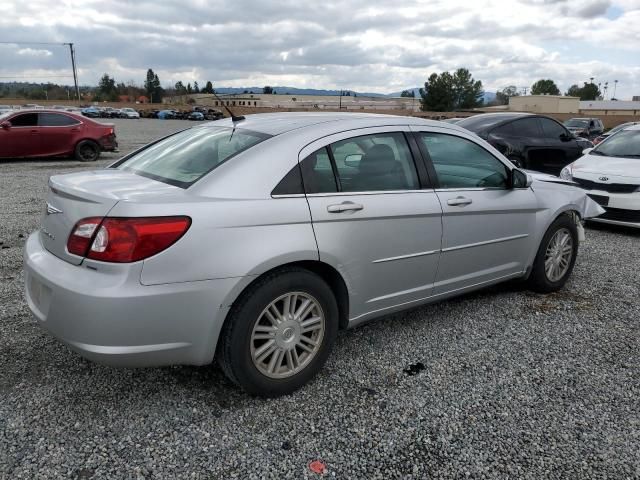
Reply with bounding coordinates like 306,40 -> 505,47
38,112 -> 82,156
411,127 -> 538,295
538,117 -> 582,170
2,112 -> 40,157
300,127 -> 443,321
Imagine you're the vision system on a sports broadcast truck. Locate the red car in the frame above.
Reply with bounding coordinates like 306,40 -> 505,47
0,109 -> 117,161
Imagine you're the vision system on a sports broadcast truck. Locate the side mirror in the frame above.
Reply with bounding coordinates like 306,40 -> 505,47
1,120 -> 11,130
344,154 -> 363,167
512,168 -> 533,189
582,147 -> 593,155
559,132 -> 572,142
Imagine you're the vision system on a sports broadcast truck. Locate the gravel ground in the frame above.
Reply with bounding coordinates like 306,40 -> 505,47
1,119 -> 639,479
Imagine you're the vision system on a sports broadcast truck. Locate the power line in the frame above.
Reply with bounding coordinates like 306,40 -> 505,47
0,40 -> 80,100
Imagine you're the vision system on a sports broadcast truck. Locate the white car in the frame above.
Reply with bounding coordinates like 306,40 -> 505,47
120,107 -> 140,119
561,125 -> 640,228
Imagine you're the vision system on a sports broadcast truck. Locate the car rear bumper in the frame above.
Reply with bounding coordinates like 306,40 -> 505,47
23,232 -> 239,367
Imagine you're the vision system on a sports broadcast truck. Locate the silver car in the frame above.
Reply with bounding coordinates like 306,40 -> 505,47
24,113 -> 603,396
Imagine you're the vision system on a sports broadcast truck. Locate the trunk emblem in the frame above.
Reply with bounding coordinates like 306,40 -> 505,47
42,228 -> 55,241
598,177 -> 609,182
46,203 -> 63,215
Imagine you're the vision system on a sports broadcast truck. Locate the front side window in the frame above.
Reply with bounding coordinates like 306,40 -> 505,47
39,113 -> 80,126
9,113 -> 38,127
113,127 -> 270,188
539,118 -> 567,139
418,133 -> 509,189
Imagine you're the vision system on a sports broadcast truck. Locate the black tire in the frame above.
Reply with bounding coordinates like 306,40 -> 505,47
217,267 -> 339,397
507,155 -> 524,169
527,214 -> 579,293
75,140 -> 100,162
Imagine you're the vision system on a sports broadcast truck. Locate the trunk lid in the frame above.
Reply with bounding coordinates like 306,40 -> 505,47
41,169 -> 182,265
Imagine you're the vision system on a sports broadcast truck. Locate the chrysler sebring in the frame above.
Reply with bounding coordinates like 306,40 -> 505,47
24,113 -> 603,396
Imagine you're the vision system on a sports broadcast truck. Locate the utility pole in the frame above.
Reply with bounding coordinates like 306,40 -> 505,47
67,43 -> 80,101
522,87 -> 528,95
613,80 -> 618,99
338,90 -> 342,110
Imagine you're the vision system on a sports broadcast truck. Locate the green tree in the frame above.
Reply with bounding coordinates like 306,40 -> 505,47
530,79 -> 560,96
95,73 -> 117,102
193,81 -> 200,93
565,82 -> 600,100
144,69 -> 164,103
187,83 -> 192,94
202,81 -> 214,94
174,81 -> 186,95
420,68 -> 483,111
263,86 -> 273,94
400,89 -> 415,98
495,85 -> 519,105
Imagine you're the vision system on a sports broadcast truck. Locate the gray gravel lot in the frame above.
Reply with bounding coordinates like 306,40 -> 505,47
1,118 -> 639,479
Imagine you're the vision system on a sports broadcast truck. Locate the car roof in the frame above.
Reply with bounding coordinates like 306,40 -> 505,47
7,108 -> 83,115
624,124 -> 640,131
206,112 -> 457,136
454,112 -> 536,132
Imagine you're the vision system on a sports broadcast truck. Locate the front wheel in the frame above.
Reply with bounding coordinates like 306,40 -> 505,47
527,214 -> 578,293
217,267 -> 338,397
74,140 -> 100,162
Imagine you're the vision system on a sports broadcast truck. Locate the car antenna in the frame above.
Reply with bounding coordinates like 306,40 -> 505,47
210,90 -> 245,123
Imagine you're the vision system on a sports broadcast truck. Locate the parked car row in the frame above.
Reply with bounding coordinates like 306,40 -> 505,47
81,106 -> 139,119
140,108 -> 224,121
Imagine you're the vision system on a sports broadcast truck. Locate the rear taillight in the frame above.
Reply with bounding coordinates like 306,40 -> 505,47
67,216 -> 191,263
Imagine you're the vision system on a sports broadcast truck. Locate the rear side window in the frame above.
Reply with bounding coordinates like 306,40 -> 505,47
300,132 -> 419,193
511,118 -> 542,136
300,148 -> 338,193
39,113 -> 80,126
114,127 -> 270,188
9,113 -> 38,127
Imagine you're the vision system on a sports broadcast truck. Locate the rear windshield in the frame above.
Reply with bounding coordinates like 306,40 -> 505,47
456,115 -> 509,132
113,126 -> 270,188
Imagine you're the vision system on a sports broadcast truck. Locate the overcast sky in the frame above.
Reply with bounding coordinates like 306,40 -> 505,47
0,0 -> 638,98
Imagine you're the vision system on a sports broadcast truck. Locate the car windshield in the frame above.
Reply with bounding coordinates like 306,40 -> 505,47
565,119 -> 589,127
607,122 -> 636,135
113,126 -> 271,188
593,130 -> 640,158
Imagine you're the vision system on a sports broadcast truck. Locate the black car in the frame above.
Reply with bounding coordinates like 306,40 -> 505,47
456,113 -> 593,174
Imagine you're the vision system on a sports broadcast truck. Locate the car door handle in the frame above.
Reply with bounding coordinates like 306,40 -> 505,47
30,129 -> 39,135
447,196 -> 473,206
327,202 -> 364,213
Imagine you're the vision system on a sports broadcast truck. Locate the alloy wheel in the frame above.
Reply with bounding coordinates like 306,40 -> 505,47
250,292 -> 325,379
544,227 -> 574,282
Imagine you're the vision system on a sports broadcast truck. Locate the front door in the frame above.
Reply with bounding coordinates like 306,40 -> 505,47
1,112 -> 40,157
412,128 -> 538,296
300,127 -> 443,322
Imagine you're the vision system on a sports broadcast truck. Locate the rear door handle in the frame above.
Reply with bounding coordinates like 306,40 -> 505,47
447,196 -> 473,206
30,129 -> 39,135
327,201 -> 364,213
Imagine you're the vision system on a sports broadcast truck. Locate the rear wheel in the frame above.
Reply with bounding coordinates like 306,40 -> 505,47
217,267 -> 338,397
75,140 -> 100,162
528,214 -> 578,293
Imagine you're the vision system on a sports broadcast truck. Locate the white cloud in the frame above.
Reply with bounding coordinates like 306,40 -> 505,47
0,0 -> 638,98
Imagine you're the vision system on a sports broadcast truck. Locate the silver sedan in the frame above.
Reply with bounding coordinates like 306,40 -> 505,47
24,113 -> 604,396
